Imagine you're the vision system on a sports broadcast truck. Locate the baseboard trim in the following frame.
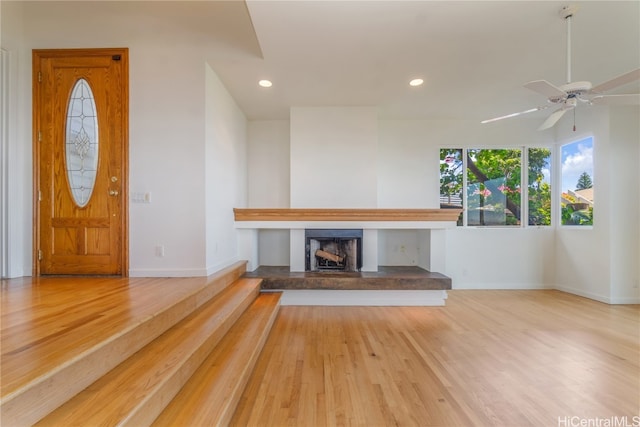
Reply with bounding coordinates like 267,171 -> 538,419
609,296 -> 640,304
452,283 -> 550,290
128,268 -> 209,277
555,285 -> 640,305
206,256 -> 241,276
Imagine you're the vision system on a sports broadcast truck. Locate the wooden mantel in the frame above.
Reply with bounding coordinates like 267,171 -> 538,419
234,208 -> 462,272
233,208 -> 462,222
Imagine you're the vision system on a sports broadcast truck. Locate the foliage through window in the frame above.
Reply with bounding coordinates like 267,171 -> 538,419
439,149 -> 463,225
561,137 -> 593,226
528,148 -> 552,226
440,147 -> 552,227
466,149 -> 521,226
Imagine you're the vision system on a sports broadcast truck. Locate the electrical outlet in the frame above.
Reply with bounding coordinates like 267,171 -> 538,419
132,192 -> 152,203
155,245 -> 165,257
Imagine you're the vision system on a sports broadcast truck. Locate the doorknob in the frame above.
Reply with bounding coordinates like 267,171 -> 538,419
109,190 -> 119,196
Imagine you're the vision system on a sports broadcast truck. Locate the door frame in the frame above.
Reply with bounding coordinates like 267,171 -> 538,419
32,48 -> 129,276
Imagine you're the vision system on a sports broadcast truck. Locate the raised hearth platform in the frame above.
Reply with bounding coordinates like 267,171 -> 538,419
245,266 -> 451,290
245,266 -> 450,306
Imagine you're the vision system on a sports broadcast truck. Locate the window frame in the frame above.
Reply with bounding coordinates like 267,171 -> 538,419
439,145 -> 554,228
557,136 -> 594,229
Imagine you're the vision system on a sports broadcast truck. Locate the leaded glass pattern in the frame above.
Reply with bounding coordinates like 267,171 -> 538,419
65,78 -> 98,207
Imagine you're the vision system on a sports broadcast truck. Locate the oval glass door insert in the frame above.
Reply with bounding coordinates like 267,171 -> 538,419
65,78 -> 99,207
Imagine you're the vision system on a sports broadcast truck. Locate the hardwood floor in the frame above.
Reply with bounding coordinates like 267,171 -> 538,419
231,290 -> 640,427
2,276 -> 638,426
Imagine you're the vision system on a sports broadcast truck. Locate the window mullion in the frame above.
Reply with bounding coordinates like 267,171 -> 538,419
462,148 -> 468,227
521,147 -> 528,227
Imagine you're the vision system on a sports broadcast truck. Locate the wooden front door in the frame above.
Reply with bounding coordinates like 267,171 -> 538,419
33,49 -> 128,275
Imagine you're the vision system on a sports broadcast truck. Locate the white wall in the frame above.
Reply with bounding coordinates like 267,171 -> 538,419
128,45 -> 208,276
248,115 -> 558,289
1,1 -> 33,278
4,2 -> 638,297
247,120 -> 290,266
554,106 -> 640,303
446,228 -> 555,289
290,107 -> 378,208
554,107 -> 611,301
377,120 -> 439,208
204,64 -> 248,274
378,119 -> 555,288
609,107 -> 639,303
247,120 -> 290,208
1,1 -> 249,277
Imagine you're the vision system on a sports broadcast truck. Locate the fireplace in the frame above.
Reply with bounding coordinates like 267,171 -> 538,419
305,229 -> 363,272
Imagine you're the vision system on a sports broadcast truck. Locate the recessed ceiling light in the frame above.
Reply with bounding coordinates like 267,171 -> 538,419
258,79 -> 273,88
409,78 -> 424,87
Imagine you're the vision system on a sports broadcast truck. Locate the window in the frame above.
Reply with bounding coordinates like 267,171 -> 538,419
528,148 -> 552,226
440,147 -> 552,227
560,137 -> 593,226
466,149 -> 521,226
439,149 -> 463,225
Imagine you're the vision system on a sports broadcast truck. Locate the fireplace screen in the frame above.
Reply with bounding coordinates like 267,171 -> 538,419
305,229 -> 363,272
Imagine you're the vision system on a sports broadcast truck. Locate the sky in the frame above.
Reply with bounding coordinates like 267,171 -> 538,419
561,137 -> 593,193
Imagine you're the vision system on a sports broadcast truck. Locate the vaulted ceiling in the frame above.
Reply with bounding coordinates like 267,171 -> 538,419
207,1 -> 640,122
17,1 -> 639,123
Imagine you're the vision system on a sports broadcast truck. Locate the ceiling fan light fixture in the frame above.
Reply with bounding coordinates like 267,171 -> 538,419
487,6 -> 639,131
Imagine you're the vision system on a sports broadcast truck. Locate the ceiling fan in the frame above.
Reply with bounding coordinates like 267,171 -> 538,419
482,5 -> 640,131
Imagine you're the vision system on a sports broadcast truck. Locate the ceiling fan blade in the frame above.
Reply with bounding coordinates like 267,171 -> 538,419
591,68 -> 640,93
481,106 -> 547,124
538,108 -> 567,131
591,94 -> 640,105
524,80 -> 566,99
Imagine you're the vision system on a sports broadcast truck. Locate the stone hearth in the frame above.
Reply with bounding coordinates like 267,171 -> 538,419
244,265 -> 451,306
245,265 -> 451,290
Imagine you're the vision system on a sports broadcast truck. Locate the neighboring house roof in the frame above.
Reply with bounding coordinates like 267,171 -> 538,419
566,189 -> 594,207
574,188 -> 594,203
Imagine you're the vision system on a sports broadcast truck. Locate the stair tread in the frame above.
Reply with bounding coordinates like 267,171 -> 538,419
152,292 -> 281,427
36,278 -> 262,427
1,261 -> 248,427
1,262 -> 246,399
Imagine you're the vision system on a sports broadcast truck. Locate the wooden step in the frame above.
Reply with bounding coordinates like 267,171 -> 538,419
152,292 -> 281,427
35,278 -> 263,427
0,260 -> 247,426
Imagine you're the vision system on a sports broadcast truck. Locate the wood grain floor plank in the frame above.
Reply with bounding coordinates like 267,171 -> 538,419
151,292 -> 280,427
0,261 -> 247,425
231,290 -> 639,427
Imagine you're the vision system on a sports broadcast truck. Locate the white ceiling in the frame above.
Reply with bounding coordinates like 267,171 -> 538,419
24,1 -> 637,123
204,1 -> 639,122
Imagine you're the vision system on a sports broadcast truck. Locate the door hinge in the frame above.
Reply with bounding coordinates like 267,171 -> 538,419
38,190 -> 42,202
38,71 -> 42,83
38,250 -> 43,261
38,131 -> 42,142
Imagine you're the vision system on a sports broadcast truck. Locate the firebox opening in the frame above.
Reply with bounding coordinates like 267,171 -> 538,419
305,229 -> 363,272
